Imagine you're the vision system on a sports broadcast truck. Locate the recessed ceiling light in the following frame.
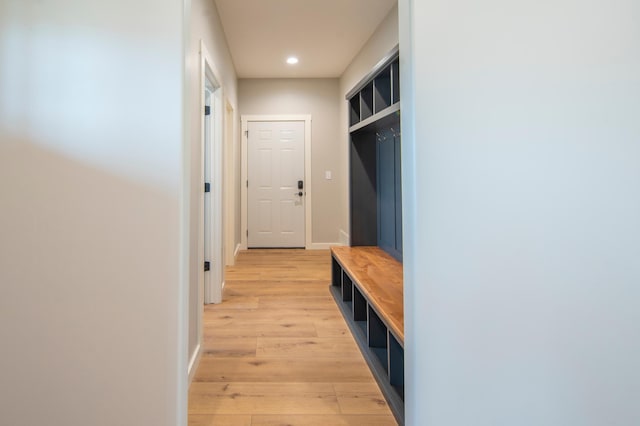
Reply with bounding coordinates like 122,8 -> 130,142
286,56 -> 299,65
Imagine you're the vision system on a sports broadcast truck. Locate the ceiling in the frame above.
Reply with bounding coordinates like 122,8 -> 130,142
213,0 -> 397,79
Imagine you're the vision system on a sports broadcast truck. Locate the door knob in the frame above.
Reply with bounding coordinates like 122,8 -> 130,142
295,191 -> 303,197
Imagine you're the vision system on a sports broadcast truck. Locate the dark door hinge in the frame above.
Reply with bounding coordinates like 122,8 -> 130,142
204,106 -> 211,116
204,182 -> 210,193
204,261 -> 210,272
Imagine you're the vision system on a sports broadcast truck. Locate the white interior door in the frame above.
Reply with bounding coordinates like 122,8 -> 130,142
247,121 -> 305,248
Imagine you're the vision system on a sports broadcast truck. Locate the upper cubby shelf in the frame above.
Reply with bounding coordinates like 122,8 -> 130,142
347,46 -> 400,131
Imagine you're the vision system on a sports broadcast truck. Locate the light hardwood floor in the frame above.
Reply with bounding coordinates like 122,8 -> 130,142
189,249 -> 397,426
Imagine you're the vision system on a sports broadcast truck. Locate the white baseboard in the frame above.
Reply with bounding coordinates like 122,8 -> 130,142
188,343 -> 202,385
307,242 -> 340,250
339,229 -> 349,246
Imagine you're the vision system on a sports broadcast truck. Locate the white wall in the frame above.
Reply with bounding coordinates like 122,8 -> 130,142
238,78 -> 341,245
0,1 -> 186,425
186,0 -> 238,362
400,0 -> 640,424
339,5 -> 399,243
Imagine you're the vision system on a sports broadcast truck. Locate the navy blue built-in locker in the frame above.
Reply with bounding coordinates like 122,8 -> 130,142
394,131 -> 403,258
348,52 -> 402,261
376,128 -> 402,261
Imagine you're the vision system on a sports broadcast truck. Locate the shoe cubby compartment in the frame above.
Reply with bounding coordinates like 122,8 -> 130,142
368,305 -> 389,373
332,257 -> 342,289
389,332 -> 404,400
353,285 -> 368,337
342,271 -> 353,310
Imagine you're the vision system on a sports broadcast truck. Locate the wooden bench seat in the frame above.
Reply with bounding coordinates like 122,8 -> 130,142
331,246 -> 404,343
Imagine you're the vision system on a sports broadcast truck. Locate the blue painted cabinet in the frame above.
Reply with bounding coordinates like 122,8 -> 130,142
377,128 -> 402,261
348,50 -> 402,262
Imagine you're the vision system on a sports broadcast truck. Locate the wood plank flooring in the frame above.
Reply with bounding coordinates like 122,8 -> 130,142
189,249 -> 397,426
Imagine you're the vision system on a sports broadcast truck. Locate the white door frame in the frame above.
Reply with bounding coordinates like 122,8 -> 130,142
241,115 -> 312,250
224,99 -> 237,266
198,40 -> 224,311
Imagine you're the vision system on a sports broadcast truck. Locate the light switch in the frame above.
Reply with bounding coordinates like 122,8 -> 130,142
325,171 -> 332,180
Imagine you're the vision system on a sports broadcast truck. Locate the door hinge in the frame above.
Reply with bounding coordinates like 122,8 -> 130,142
204,105 -> 211,116
204,261 -> 210,272
246,180 -> 248,188
204,182 -> 210,193
246,230 -> 248,237
245,130 -> 248,137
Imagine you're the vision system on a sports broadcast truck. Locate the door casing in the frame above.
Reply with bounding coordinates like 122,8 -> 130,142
224,100 -> 237,265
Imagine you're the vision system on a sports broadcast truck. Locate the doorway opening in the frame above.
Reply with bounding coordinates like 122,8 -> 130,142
198,42 -> 224,310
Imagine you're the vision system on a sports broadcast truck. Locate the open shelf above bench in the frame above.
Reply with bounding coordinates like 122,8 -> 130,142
347,46 -> 400,130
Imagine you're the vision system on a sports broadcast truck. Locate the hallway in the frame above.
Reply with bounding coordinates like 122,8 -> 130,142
188,249 -> 396,425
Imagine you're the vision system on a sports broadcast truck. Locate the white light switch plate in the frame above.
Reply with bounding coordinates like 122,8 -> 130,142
325,171 -> 332,180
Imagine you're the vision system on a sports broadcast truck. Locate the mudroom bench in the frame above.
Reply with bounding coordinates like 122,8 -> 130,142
329,246 -> 404,424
